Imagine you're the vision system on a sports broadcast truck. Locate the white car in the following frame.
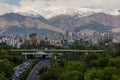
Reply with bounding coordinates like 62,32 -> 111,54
15,72 -> 19,76
20,71 -> 22,73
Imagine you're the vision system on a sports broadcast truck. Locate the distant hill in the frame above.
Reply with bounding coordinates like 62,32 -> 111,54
0,12 -> 120,35
49,13 -> 120,33
0,13 -> 65,35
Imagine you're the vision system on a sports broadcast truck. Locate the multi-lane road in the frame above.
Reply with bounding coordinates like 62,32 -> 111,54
26,59 -> 51,80
12,60 -> 32,80
12,59 -> 50,80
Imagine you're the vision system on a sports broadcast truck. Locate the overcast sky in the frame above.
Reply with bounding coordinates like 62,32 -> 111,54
0,0 -> 120,15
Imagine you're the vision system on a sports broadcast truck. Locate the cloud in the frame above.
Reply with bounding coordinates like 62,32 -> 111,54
13,0 -> 120,14
1,0 -> 120,16
12,0 -> 120,16
0,0 -> 18,15
0,3 -> 15,15
17,0 -> 120,9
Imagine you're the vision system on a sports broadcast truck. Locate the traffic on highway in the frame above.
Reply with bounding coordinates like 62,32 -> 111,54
26,59 -> 50,80
12,60 -> 33,80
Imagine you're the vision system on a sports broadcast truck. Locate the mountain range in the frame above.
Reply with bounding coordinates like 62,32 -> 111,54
0,8 -> 120,35
0,13 -> 64,35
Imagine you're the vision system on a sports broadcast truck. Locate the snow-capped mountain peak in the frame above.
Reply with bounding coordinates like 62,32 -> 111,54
16,7 -> 120,19
17,11 -> 42,17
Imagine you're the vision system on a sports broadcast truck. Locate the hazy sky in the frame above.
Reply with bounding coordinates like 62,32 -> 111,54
0,0 -> 120,15
3,0 -> 20,5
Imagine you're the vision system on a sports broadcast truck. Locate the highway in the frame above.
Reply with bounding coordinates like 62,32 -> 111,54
12,60 -> 32,80
26,59 -> 51,80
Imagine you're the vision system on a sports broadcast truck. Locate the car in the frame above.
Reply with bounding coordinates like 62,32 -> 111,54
16,74 -> 19,77
16,67 -> 19,70
23,62 -> 26,65
15,73 -> 19,77
36,72 -> 39,75
24,65 -> 27,68
26,63 -> 30,66
19,71 -> 22,74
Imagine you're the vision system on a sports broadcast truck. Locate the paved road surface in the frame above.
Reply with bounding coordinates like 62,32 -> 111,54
26,59 -> 50,80
11,49 -> 105,53
12,60 -> 32,80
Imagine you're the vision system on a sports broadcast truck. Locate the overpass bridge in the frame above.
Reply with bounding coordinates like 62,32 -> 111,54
11,49 -> 105,59
11,49 -> 105,53
22,52 -> 52,60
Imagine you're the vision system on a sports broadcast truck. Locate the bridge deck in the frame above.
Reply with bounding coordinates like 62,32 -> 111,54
10,49 -> 105,53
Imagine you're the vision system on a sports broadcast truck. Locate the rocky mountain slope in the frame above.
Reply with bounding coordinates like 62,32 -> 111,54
49,13 -> 120,33
0,9 -> 120,35
0,13 -> 64,35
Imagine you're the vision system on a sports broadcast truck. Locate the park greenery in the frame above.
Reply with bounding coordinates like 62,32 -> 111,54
39,44 -> 120,80
0,43 -> 25,80
0,42 -> 120,80
20,43 -> 62,49
0,42 -> 16,50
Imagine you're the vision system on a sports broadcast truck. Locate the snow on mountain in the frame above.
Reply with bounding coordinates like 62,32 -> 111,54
17,11 -> 41,18
43,8 -> 101,19
16,7 -> 120,19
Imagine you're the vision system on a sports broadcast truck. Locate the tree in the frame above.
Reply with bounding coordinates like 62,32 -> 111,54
70,44 -> 89,50
0,72 -> 7,80
96,57 -> 109,68
83,53 -> 98,67
106,45 -> 118,57
65,61 -> 86,72
84,67 -> 120,80
108,57 -> 120,68
58,70 -> 83,80
0,59 -> 14,78
39,66 -> 49,75
92,45 -> 106,50
40,67 -> 63,80
84,68 -> 97,80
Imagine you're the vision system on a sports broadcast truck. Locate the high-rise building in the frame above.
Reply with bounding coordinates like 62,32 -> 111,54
29,33 -> 37,45
66,30 -> 69,39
